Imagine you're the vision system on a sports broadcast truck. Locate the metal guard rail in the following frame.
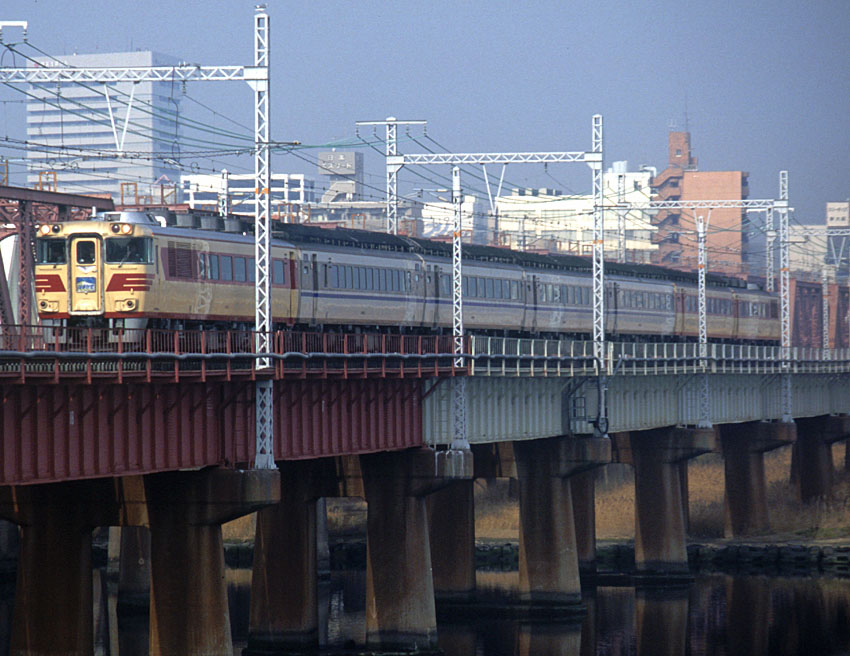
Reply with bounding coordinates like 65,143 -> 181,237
0,326 -> 848,378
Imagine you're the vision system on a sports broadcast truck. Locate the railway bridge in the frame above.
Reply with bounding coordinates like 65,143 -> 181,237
0,326 -> 849,655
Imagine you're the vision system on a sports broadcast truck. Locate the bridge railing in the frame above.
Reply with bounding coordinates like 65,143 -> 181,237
469,336 -> 850,377
2,325 -> 850,380
0,325 -> 461,380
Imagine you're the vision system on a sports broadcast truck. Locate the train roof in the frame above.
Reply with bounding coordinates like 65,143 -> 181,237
270,222 -> 747,289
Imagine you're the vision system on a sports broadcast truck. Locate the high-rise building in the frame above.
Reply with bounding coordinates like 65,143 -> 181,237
651,132 -> 749,276
26,51 -> 183,200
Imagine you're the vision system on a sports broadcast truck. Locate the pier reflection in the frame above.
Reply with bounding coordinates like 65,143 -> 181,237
4,566 -> 850,654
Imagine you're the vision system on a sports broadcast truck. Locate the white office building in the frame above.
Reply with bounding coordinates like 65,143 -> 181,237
26,51 -> 183,200
494,161 -> 657,260
181,172 -> 318,219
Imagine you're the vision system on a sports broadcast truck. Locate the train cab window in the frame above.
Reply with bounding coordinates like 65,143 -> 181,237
233,257 -> 247,282
105,237 -> 151,264
209,254 -> 220,280
221,256 -> 233,281
198,253 -> 206,279
76,241 -> 96,264
274,259 -> 286,285
405,272 -> 412,293
36,238 -> 67,264
440,273 -> 450,297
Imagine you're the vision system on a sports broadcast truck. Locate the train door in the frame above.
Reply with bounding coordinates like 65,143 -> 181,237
69,236 -> 102,314
310,253 -> 319,325
731,293 -> 741,340
431,265 -> 441,328
530,274 -> 538,332
608,282 -> 619,335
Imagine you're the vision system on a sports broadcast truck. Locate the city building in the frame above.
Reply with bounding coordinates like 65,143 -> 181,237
181,171 -> 318,219
651,132 -> 749,276
826,201 -> 850,279
26,51 -> 184,200
494,162 -> 657,261
788,225 -> 827,278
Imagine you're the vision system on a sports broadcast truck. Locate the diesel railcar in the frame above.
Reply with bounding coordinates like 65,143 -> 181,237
33,211 -> 780,344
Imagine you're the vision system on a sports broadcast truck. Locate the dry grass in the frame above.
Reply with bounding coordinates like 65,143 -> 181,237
474,443 -> 850,542
222,512 -> 256,542
223,444 -> 850,545
474,479 -> 519,541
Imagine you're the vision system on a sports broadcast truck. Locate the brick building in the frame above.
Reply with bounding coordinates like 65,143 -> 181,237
651,132 -> 749,276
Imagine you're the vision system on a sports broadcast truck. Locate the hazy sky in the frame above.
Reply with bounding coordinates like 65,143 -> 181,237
1,0 -> 847,225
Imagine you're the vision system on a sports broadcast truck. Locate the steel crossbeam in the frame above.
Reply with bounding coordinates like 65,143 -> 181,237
389,151 -> 590,166
0,65 -> 250,83
628,199 -> 778,211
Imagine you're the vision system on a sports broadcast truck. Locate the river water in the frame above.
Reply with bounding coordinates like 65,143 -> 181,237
2,567 -> 850,654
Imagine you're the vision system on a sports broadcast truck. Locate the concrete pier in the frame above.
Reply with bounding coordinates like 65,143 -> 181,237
427,480 -> 476,602
0,479 -> 119,656
720,421 -> 795,537
118,527 -> 152,611
617,427 -> 714,576
361,447 -> 472,652
513,436 -> 610,607
247,459 -> 337,653
793,415 -> 850,502
145,468 -> 279,656
570,470 -> 597,577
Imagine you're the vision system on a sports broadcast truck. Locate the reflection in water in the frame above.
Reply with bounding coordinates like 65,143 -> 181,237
635,586 -> 689,656
0,567 -> 848,654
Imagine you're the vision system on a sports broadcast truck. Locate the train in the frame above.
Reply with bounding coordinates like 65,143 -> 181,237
33,209 -> 780,344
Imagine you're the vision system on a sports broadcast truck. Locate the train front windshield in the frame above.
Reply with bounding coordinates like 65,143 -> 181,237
105,237 -> 152,264
36,238 -> 67,264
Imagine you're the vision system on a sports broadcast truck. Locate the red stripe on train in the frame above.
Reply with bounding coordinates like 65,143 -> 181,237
35,274 -> 66,293
107,274 -> 153,292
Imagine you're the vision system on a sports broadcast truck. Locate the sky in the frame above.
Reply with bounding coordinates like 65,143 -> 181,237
0,0 -> 847,225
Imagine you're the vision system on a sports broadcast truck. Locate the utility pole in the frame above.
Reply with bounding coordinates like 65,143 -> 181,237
0,7 -> 277,468
823,265 -> 833,357
589,114 -> 607,437
617,172 -> 626,263
451,166 -> 468,450
355,118 -> 426,234
766,207 -> 776,292
777,170 -> 793,423
697,213 -> 712,428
